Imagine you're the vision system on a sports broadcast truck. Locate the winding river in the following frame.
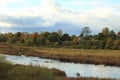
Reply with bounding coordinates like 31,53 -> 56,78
4,54 -> 120,79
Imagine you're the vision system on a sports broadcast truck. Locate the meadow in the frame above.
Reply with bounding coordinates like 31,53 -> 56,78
1,44 -> 120,66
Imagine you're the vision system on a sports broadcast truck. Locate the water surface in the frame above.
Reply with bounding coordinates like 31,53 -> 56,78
4,54 -> 120,79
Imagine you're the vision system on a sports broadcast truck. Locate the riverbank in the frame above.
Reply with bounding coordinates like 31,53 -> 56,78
0,64 -> 114,80
0,55 -> 113,80
0,44 -> 120,67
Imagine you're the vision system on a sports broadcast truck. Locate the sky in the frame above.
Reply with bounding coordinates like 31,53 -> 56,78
0,0 -> 120,35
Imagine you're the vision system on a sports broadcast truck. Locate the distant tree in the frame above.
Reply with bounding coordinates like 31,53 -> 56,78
117,31 -> 120,36
40,32 -> 50,38
19,33 -> 25,43
61,33 -> 71,41
57,29 -> 62,36
39,38 -> 46,45
0,34 -> 6,42
46,39 -> 50,46
14,32 -> 21,38
25,39 -> 33,46
98,40 -> 106,49
113,39 -> 119,49
97,33 -> 105,40
72,37 -> 78,45
105,38 -> 112,49
5,32 -> 13,39
71,35 -> 76,39
5,32 -> 16,43
71,35 -> 78,45
102,27 -> 109,35
47,32 -> 60,42
109,30 -> 116,40
81,27 -> 91,37
32,32 -> 39,45
80,33 -> 84,37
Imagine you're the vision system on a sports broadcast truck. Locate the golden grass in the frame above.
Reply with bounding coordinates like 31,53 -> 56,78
0,54 -> 115,80
33,47 -> 120,57
1,45 -> 120,66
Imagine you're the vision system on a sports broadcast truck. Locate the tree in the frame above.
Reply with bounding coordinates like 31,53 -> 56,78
5,32 -> 16,43
102,27 -> 109,35
46,39 -> 50,46
109,30 -> 116,40
113,39 -> 119,49
57,29 -> 62,36
117,31 -> 120,36
25,39 -> 33,46
14,32 -> 21,38
61,33 -> 71,41
0,34 -> 6,42
97,33 -> 105,40
72,37 -> 78,45
47,32 -> 60,42
98,40 -> 106,49
32,32 -> 39,45
105,38 -> 112,49
81,26 -> 91,37
39,37 -> 46,45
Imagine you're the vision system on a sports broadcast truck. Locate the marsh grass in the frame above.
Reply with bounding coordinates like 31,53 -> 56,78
0,55 -> 55,80
0,55 -> 115,80
7,65 -> 55,80
0,55 -> 12,80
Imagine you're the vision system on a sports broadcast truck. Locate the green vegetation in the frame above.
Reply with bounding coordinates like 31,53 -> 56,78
0,27 -> 120,49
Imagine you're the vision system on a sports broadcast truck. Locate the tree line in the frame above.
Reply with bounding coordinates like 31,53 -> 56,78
0,27 -> 120,49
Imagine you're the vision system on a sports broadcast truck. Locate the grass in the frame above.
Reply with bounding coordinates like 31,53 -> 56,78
7,65 -> 55,80
0,55 -> 55,80
1,45 -> 120,66
0,55 -> 115,80
32,47 -> 120,66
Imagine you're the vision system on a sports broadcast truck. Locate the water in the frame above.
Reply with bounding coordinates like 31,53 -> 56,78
4,54 -> 120,79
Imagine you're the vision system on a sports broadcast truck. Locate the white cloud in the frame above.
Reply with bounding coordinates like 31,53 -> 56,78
0,0 -> 120,33
0,22 -> 12,27
69,1 -> 102,7
0,0 -> 24,6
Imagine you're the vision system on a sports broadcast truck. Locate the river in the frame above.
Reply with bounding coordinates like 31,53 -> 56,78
4,54 -> 120,79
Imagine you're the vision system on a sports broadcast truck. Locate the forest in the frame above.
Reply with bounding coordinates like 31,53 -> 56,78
0,27 -> 120,50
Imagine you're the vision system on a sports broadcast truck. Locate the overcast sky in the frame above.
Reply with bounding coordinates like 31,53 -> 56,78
0,0 -> 120,35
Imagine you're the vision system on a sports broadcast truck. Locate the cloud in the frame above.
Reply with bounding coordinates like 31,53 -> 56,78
0,0 -> 120,34
0,0 -> 24,6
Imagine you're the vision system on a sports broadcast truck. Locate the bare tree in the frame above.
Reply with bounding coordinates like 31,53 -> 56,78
57,29 -> 62,36
81,26 -> 91,37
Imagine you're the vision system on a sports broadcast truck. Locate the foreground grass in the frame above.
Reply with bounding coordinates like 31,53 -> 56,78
0,55 -> 56,80
0,55 -> 115,80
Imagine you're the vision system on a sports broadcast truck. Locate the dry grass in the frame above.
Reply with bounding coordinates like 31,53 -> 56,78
1,45 -> 120,66
0,54 -> 116,80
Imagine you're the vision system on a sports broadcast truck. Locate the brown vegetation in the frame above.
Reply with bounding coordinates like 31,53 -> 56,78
1,44 -> 120,67
0,54 -> 116,80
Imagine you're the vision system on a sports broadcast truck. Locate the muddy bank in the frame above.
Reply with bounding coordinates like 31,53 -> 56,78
1,45 -> 120,67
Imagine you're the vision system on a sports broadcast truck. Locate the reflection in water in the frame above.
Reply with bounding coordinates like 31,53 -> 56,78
4,54 -> 120,79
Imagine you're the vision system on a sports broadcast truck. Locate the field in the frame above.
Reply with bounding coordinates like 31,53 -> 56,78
1,44 -> 120,66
